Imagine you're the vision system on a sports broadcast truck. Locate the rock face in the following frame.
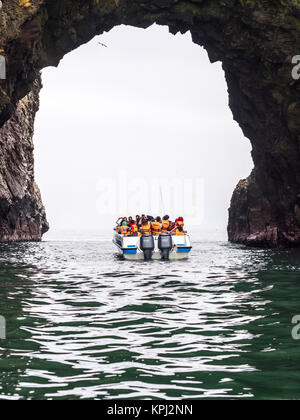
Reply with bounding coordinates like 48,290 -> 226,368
0,0 -> 300,247
228,170 -> 300,248
0,77 -> 48,241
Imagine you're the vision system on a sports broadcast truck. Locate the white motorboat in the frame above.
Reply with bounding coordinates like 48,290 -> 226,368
113,232 -> 192,261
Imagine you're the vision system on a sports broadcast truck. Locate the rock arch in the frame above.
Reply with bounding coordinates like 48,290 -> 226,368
0,0 -> 299,247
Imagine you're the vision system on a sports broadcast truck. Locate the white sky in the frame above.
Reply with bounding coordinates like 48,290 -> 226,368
34,24 -> 253,237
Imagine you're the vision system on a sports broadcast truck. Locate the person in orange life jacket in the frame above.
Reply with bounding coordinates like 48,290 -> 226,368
130,222 -> 139,235
119,217 -> 128,229
132,220 -> 142,236
151,217 -> 162,235
162,215 -> 170,232
118,221 -> 130,236
140,219 -> 151,235
175,225 -> 185,236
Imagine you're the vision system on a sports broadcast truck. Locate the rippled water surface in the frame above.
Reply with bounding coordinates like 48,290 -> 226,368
0,234 -> 300,400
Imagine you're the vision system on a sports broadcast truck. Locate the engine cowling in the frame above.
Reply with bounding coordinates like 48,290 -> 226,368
140,235 -> 155,261
158,233 -> 173,261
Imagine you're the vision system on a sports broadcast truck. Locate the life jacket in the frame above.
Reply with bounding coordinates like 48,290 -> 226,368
176,229 -> 185,236
131,224 -> 138,234
152,221 -> 162,235
120,226 -> 129,236
162,220 -> 170,232
141,223 -> 151,235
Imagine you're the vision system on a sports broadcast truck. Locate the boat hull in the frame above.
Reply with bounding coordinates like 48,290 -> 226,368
113,233 -> 192,261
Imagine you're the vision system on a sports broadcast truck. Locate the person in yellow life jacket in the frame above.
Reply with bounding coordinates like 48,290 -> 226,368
176,225 -> 185,236
162,215 -> 170,232
118,221 -> 130,236
140,220 -> 151,235
151,217 -> 162,235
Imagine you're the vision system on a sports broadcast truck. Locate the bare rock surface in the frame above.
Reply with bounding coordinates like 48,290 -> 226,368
0,77 -> 48,241
1,0 -> 300,246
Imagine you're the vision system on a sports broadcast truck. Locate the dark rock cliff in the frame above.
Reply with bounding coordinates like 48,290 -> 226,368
0,0 -> 300,247
0,77 -> 48,241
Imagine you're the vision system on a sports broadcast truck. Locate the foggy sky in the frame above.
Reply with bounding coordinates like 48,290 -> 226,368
33,24 -> 253,239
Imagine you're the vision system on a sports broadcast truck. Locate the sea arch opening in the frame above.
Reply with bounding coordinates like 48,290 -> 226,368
1,0 -> 298,247
33,24 -> 253,239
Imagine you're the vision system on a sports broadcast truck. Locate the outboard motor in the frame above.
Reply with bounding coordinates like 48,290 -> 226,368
140,235 -> 155,261
158,233 -> 173,261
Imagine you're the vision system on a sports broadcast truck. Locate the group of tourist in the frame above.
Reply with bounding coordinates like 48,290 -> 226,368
115,215 -> 186,236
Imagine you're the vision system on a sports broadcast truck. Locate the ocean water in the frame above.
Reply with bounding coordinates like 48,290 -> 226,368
0,231 -> 300,400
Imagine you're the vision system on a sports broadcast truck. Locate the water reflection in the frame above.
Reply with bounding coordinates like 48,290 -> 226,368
0,240 -> 299,399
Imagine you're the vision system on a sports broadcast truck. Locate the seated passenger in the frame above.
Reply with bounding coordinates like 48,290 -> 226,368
175,225 -> 185,236
177,217 -> 184,228
130,221 -> 139,235
118,221 -> 130,236
136,215 -> 141,228
115,217 -> 123,231
170,219 -> 178,233
162,215 -> 170,232
151,217 -> 162,235
140,219 -> 151,235
170,217 -> 184,233
116,216 -> 123,226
